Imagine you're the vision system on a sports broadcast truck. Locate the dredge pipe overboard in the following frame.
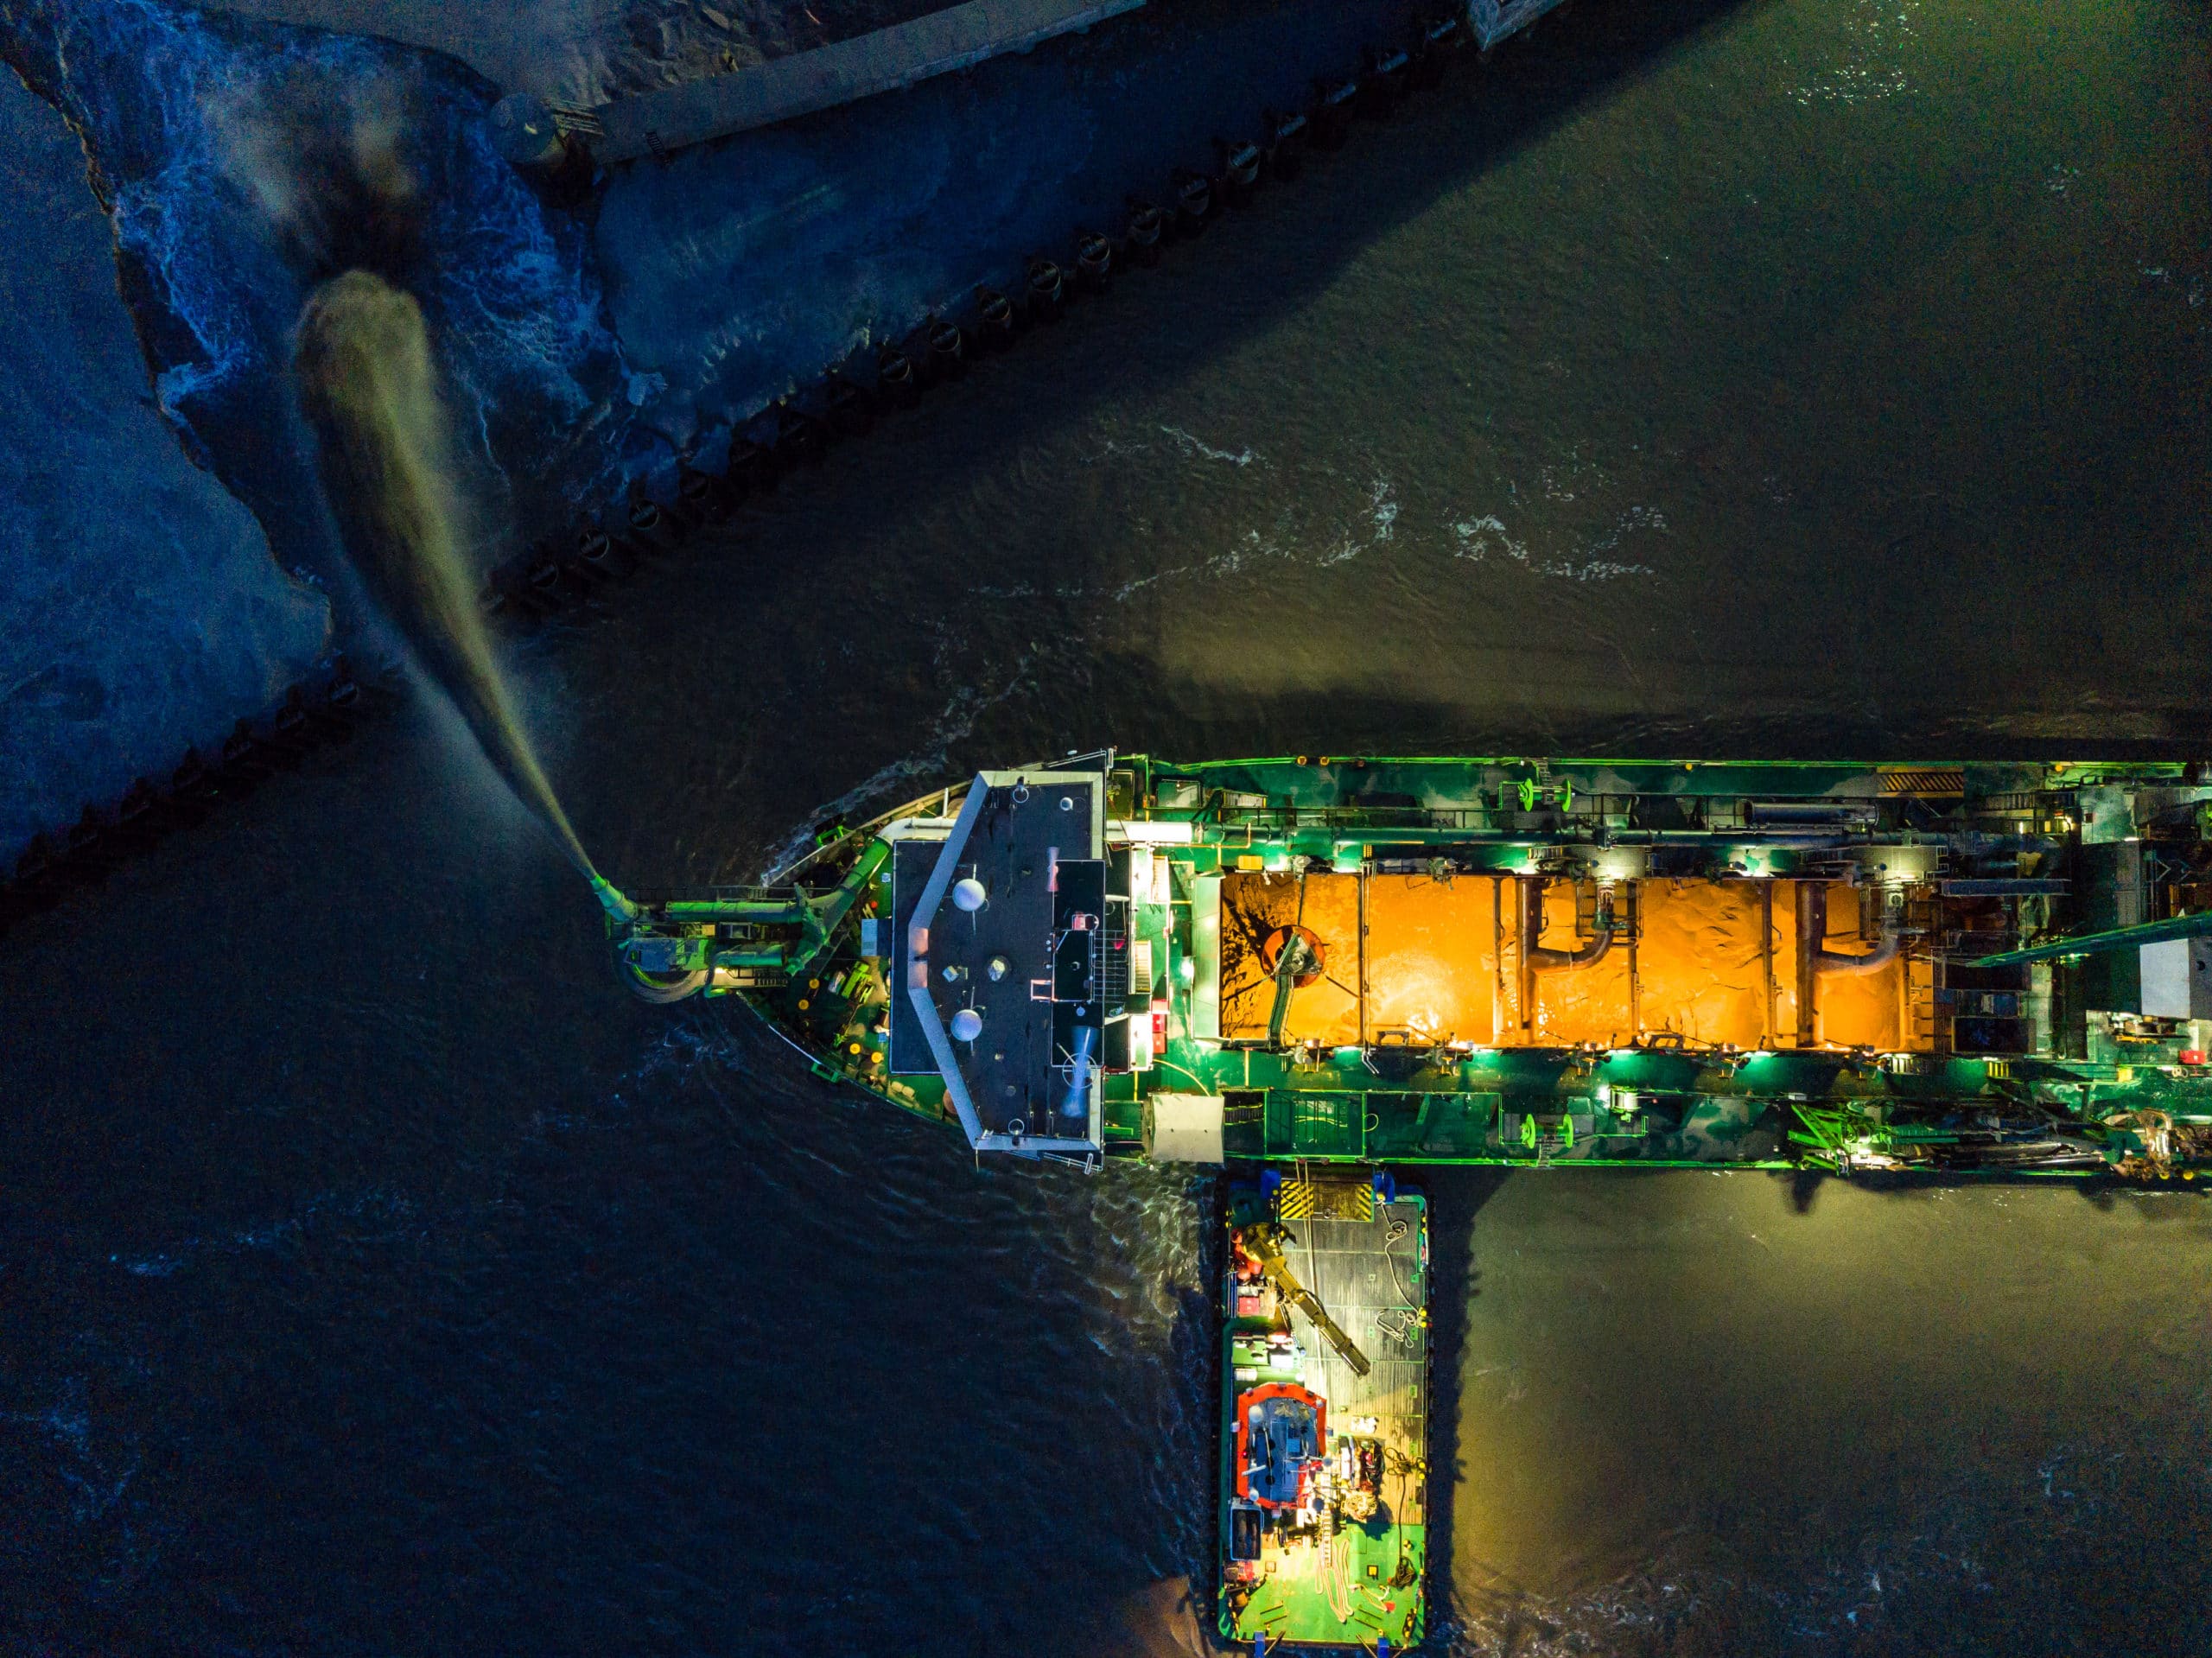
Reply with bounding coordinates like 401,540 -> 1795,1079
591,874 -> 640,924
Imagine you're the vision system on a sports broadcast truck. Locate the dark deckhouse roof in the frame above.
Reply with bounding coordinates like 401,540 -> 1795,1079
897,769 -> 1106,1157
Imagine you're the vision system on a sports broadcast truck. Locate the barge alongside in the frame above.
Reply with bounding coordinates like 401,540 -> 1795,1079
1221,1176 -> 1430,1651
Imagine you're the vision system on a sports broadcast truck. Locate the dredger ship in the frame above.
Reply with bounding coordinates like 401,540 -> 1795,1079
606,753 -> 2212,1651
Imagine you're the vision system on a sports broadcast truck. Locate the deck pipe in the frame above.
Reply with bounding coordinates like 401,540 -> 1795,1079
1516,873 -> 1615,1033
1522,875 -> 1616,971
1794,880 -> 1904,1048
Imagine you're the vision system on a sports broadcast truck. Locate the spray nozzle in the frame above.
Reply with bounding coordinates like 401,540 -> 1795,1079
590,874 -> 640,924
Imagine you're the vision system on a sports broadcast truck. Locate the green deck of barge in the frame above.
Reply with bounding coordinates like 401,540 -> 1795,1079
1220,1184 -> 1429,1653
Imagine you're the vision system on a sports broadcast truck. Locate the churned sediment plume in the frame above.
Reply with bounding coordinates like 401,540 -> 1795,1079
294,270 -> 629,915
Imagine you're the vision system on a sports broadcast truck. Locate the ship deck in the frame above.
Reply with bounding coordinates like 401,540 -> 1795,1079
725,754 -> 2212,1180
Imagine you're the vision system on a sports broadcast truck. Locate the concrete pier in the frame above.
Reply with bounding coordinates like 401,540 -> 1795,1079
587,0 -> 1147,164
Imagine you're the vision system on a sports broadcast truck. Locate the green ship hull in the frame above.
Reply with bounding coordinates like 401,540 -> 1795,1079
612,753 -> 2212,1184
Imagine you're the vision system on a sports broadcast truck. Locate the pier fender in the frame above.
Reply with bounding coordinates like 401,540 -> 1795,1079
626,487 -> 683,552
824,372 -> 875,438
219,719 -> 271,785
524,549 -> 572,610
13,832 -> 57,890
1171,167 -> 1216,233
876,345 -> 920,409
556,533 -> 613,587
726,435 -> 776,498
1263,109 -> 1308,180
1363,45 -> 1412,114
1414,14 -> 1465,86
1124,196 -> 1166,266
907,315 -> 968,384
1075,230 -> 1114,291
1026,256 -> 1067,321
677,463 -> 729,525
113,776 -> 169,848
1217,137 -> 1262,203
171,748 -> 219,807
973,284 -> 1020,350
576,526 -> 632,581
1312,76 -> 1359,149
772,403 -> 829,467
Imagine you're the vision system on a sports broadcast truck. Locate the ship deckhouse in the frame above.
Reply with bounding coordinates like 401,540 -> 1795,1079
886,766 -> 1115,1161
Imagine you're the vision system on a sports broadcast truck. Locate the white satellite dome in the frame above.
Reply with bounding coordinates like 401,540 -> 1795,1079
950,1007 -> 984,1042
952,877 -> 988,912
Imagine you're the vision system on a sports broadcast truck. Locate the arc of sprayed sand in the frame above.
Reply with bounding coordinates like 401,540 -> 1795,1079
294,270 -> 634,921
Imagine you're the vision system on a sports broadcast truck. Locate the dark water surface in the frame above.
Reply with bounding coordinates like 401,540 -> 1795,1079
5,0 -> 2211,1652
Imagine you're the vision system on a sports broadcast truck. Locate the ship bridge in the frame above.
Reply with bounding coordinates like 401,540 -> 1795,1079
887,766 -> 1116,1160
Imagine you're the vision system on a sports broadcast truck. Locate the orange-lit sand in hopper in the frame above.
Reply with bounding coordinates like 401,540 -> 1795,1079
1218,872 -> 1923,1051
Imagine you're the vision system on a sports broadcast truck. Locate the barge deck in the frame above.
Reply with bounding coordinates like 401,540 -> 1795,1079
1221,1176 -> 1429,1653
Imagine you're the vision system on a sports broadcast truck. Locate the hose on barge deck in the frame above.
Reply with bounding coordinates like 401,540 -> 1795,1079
1794,880 -> 1904,1049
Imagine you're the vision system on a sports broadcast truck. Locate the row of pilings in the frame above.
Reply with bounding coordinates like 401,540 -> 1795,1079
3,4 -> 1502,935
0,658 -> 387,937
480,8 -> 1477,626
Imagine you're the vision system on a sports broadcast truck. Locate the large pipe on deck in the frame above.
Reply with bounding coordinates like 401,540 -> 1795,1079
1794,880 -> 1902,1046
1519,874 -> 1614,1032
1522,875 -> 1615,971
